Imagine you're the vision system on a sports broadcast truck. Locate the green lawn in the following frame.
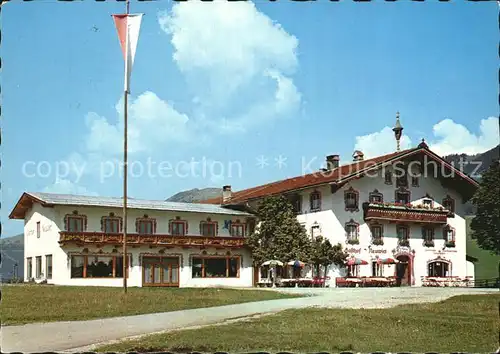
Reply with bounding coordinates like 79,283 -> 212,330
0,285 -> 300,326
98,294 -> 500,353
466,216 -> 499,279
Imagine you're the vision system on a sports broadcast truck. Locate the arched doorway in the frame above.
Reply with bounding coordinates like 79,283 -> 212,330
395,254 -> 413,286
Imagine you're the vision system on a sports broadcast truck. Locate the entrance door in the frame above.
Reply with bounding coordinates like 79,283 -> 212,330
143,256 -> 180,287
396,255 -> 411,286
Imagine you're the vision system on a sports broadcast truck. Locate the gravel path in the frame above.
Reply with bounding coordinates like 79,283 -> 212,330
2,287 -> 496,353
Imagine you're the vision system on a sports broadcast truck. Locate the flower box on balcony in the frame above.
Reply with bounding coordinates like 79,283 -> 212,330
372,238 -> 384,246
398,239 -> 410,247
347,239 -> 360,245
423,240 -> 434,247
445,241 -> 456,248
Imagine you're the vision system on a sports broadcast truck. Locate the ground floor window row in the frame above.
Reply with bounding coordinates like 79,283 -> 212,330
67,254 -> 242,280
31,254 -> 452,281
348,260 -> 453,278
26,255 -> 52,280
70,255 -> 131,278
192,256 -> 240,278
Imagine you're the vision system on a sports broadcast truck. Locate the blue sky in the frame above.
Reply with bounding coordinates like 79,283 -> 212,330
2,0 -> 499,236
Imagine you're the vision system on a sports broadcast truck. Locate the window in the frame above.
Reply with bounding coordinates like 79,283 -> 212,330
27,257 -> 32,279
201,223 -> 216,236
36,222 -> 41,238
288,195 -> 302,214
372,262 -> 383,277
396,168 -> 408,187
67,217 -> 84,232
344,187 -> 359,212
102,215 -> 122,233
442,195 -> 455,213
443,225 -> 455,247
191,257 -> 240,278
230,223 -> 245,237
428,261 -> 450,277
395,188 -> 410,204
172,222 -> 185,236
422,227 -> 434,241
35,256 -> 42,279
170,217 -> 188,236
422,227 -> 434,247
369,190 -> 383,203
370,224 -> 383,244
384,170 -> 392,185
423,198 -> 433,207
345,220 -> 359,243
397,225 -> 410,246
396,176 -> 408,188
411,177 -> 419,187
70,255 -> 129,278
311,224 -> 321,238
64,211 -> 87,232
136,216 -> 156,235
45,255 -> 52,279
310,191 -> 321,211
200,218 -> 218,237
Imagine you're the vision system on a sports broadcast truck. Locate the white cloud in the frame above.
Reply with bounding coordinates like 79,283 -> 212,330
354,127 -> 412,158
429,117 -> 499,156
158,1 -> 302,130
354,117 -> 499,159
84,91 -> 191,156
159,1 -> 298,101
43,178 -> 98,196
65,1 -> 302,185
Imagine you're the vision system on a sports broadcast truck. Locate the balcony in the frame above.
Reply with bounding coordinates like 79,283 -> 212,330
59,231 -> 246,248
363,202 -> 449,225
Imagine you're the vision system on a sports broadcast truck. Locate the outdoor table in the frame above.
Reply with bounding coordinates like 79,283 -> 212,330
298,278 -> 313,287
281,279 -> 297,287
368,277 -> 390,287
345,278 -> 363,287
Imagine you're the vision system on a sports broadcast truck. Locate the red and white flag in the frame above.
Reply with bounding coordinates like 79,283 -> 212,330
112,13 -> 143,93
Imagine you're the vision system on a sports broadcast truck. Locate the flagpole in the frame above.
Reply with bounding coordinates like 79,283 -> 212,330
123,0 -> 130,294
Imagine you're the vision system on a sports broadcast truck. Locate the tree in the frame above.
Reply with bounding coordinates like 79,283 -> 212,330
310,236 -> 348,276
246,196 -> 312,266
470,160 -> 500,255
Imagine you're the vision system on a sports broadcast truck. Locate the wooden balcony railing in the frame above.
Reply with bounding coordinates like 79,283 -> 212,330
59,231 -> 246,248
363,202 -> 448,224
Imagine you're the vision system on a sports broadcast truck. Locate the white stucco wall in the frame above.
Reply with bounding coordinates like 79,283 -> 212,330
290,167 -> 469,286
24,203 -> 60,283
466,261 -> 475,281
22,204 -> 254,287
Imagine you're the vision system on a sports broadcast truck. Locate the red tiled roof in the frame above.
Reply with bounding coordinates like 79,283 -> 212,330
201,146 -> 479,206
201,148 -> 418,205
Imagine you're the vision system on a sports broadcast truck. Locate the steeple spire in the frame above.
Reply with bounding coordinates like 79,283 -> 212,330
392,111 -> 404,151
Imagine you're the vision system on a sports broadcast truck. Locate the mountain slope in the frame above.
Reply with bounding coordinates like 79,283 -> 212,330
166,188 -> 221,203
1,234 -> 24,281
444,144 -> 499,178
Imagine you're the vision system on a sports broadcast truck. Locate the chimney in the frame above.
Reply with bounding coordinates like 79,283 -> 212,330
325,155 -> 340,170
222,185 -> 232,203
353,150 -> 364,161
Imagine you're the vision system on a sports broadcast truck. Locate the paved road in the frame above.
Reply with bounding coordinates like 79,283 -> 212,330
2,287 -> 496,353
